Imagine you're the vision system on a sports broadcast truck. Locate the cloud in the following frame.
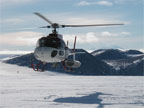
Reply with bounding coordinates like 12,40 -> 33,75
121,32 -> 131,35
0,50 -> 33,54
43,11 -> 127,25
102,31 -> 119,36
96,1 -> 113,6
62,31 -> 133,50
64,16 -> 125,25
63,32 -> 99,45
0,31 -> 42,46
76,1 -> 90,6
77,1 -> 113,6
139,49 -> 144,53
86,32 -> 99,42
63,31 -> 130,45
101,31 -> 131,37
0,31 -> 99,50
53,12 -> 127,25
114,0 -> 141,4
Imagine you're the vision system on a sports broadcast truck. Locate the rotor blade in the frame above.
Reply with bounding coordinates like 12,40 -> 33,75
39,26 -> 51,28
34,12 -> 53,25
62,24 -> 124,27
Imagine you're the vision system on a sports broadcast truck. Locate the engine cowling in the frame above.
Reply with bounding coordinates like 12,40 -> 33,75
64,59 -> 81,68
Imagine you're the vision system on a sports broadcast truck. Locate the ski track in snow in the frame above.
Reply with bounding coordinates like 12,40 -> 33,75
0,62 -> 144,108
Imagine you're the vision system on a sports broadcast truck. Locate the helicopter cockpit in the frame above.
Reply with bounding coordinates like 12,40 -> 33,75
36,33 -> 66,49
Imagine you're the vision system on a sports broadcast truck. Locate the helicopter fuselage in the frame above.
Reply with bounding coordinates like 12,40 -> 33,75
34,33 -> 69,63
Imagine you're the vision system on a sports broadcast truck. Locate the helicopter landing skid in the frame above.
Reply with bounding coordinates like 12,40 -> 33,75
31,62 -> 46,72
61,61 -> 74,72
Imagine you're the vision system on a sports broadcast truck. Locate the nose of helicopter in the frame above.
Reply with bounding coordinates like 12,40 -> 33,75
34,47 -> 65,63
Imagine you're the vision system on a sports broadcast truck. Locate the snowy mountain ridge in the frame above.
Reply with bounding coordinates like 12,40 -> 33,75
0,54 -> 22,61
91,49 -> 144,72
2,49 -> 144,76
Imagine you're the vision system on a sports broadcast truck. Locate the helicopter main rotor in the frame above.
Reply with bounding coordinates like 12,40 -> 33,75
34,12 -> 124,33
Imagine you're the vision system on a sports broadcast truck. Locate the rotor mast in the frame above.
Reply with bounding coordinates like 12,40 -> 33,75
52,23 -> 58,33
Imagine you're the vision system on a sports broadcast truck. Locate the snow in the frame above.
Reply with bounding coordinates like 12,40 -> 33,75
103,60 -> 131,70
104,55 -> 144,70
127,54 -> 144,57
133,58 -> 143,64
0,55 -> 22,61
0,62 -> 144,108
91,50 -> 105,56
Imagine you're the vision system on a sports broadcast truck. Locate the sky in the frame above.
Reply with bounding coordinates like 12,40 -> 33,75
0,0 -> 143,53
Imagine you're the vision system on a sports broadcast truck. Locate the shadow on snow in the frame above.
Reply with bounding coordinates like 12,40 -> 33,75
54,92 -> 111,108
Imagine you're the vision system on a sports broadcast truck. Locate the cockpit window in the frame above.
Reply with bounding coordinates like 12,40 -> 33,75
51,50 -> 57,57
37,35 -> 66,49
39,37 -> 46,47
59,51 -> 64,56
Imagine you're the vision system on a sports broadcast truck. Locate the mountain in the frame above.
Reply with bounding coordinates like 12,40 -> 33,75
3,49 -> 114,75
125,50 -> 143,55
91,49 -> 128,60
0,54 -> 21,60
3,49 -> 144,76
70,49 -> 114,75
119,58 -> 144,75
91,49 -> 144,75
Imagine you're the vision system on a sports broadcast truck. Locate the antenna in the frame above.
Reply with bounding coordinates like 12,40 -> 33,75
72,36 -> 77,60
73,36 -> 77,52
67,41 -> 69,48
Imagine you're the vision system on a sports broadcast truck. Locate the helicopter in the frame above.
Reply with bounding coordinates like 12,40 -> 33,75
32,12 -> 124,72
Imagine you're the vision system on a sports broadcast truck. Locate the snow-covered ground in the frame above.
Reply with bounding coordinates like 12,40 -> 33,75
0,62 -> 143,108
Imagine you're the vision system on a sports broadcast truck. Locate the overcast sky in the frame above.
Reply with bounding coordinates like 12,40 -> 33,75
0,0 -> 143,53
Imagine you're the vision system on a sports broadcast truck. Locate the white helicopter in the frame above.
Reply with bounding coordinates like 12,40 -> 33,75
32,12 -> 123,71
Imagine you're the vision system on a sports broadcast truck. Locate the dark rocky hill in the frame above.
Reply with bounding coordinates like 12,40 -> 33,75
91,49 -> 144,75
3,49 -> 144,76
125,50 -> 143,55
4,49 -> 114,75
118,59 -> 144,75
91,49 -> 128,60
